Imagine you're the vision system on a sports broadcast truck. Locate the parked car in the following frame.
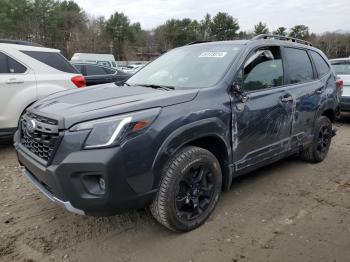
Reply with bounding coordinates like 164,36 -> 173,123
71,53 -> 118,70
330,58 -> 349,111
120,64 -> 145,74
15,35 -> 341,232
0,39 -> 85,138
72,62 -> 131,86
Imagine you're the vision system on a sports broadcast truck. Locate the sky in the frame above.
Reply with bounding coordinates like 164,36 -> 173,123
74,0 -> 350,33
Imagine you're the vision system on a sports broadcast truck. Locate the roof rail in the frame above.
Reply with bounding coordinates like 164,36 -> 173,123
0,39 -> 43,47
187,40 -> 211,45
252,34 -> 313,47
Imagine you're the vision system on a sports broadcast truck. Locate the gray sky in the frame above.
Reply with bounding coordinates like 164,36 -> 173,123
74,0 -> 350,33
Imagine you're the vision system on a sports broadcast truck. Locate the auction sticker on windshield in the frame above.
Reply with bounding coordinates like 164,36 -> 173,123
199,52 -> 227,58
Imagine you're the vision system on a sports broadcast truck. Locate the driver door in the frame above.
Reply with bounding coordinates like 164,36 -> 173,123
231,46 -> 294,171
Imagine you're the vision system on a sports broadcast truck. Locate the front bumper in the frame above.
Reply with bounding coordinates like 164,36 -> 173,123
21,167 -> 85,215
341,96 -> 350,111
15,129 -> 158,216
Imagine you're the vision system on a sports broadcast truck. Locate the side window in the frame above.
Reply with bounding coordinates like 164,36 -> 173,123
8,56 -> 27,73
21,51 -> 78,74
97,61 -> 110,67
73,64 -> 84,74
85,65 -> 107,75
0,52 -> 27,73
310,51 -> 330,77
284,48 -> 314,84
0,52 -> 7,73
104,67 -> 116,74
243,47 -> 284,92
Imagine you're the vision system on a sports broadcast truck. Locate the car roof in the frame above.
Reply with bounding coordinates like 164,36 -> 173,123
72,62 -> 116,70
190,38 -> 318,51
0,43 -> 60,52
329,58 -> 350,62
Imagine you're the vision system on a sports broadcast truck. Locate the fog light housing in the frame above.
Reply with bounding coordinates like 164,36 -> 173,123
82,175 -> 106,195
99,178 -> 106,191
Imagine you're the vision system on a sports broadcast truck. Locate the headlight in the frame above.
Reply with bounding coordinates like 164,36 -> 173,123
70,108 -> 161,149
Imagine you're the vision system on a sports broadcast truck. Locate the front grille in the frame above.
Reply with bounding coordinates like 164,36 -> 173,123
20,114 -> 60,162
26,112 -> 58,125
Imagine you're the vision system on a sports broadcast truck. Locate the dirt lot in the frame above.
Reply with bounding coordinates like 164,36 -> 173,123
0,116 -> 349,262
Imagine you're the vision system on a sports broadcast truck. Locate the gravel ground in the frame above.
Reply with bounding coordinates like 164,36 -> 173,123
0,115 -> 349,262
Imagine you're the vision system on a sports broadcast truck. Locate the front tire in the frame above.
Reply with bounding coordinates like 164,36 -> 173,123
150,146 -> 222,232
300,116 -> 333,163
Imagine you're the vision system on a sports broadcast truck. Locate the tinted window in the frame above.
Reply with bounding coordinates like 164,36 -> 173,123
97,61 -> 110,67
310,51 -> 330,77
73,64 -> 84,74
243,47 -> 284,91
0,53 -> 8,73
284,48 -> 313,84
22,51 -> 78,73
104,67 -> 116,74
331,61 -> 350,75
8,56 -> 27,73
85,65 -> 107,75
0,52 -> 27,73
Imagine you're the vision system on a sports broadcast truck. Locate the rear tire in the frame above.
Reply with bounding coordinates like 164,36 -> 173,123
300,116 -> 332,163
150,146 -> 222,232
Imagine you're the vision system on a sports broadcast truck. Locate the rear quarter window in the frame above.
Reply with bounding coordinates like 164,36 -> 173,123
22,51 -> 78,74
310,51 -> 330,77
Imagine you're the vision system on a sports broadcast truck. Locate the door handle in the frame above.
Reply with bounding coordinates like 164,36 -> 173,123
315,87 -> 325,94
6,78 -> 24,84
281,95 -> 293,102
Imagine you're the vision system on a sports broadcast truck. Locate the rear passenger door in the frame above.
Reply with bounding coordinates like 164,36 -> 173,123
282,47 -> 324,147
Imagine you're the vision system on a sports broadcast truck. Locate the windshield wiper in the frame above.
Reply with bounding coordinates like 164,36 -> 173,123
138,84 -> 175,91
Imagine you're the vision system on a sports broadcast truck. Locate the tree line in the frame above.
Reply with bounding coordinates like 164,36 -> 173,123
1,0 -> 349,60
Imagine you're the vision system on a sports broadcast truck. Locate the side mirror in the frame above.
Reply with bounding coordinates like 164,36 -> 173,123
231,81 -> 248,103
232,81 -> 242,94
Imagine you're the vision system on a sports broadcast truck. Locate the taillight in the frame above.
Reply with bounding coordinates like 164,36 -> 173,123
336,78 -> 343,91
71,76 -> 86,88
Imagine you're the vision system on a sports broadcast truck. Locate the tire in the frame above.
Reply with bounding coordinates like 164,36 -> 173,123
150,146 -> 222,232
300,116 -> 332,163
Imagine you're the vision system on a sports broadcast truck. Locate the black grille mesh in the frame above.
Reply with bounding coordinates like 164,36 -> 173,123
21,116 -> 60,162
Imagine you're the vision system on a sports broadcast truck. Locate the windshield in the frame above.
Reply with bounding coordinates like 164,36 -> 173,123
331,61 -> 350,75
127,44 -> 243,89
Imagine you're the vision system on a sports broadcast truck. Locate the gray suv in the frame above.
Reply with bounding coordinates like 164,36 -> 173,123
15,35 -> 341,232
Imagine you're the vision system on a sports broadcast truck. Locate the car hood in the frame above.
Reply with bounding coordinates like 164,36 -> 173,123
30,83 -> 199,129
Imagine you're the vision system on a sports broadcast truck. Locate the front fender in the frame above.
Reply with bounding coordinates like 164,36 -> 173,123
152,117 -> 232,188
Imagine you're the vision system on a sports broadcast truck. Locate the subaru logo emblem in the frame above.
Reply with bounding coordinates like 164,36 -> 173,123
26,119 -> 36,133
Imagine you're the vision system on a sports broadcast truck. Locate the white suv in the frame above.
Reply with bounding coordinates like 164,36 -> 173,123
0,40 -> 86,137
330,58 -> 350,112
